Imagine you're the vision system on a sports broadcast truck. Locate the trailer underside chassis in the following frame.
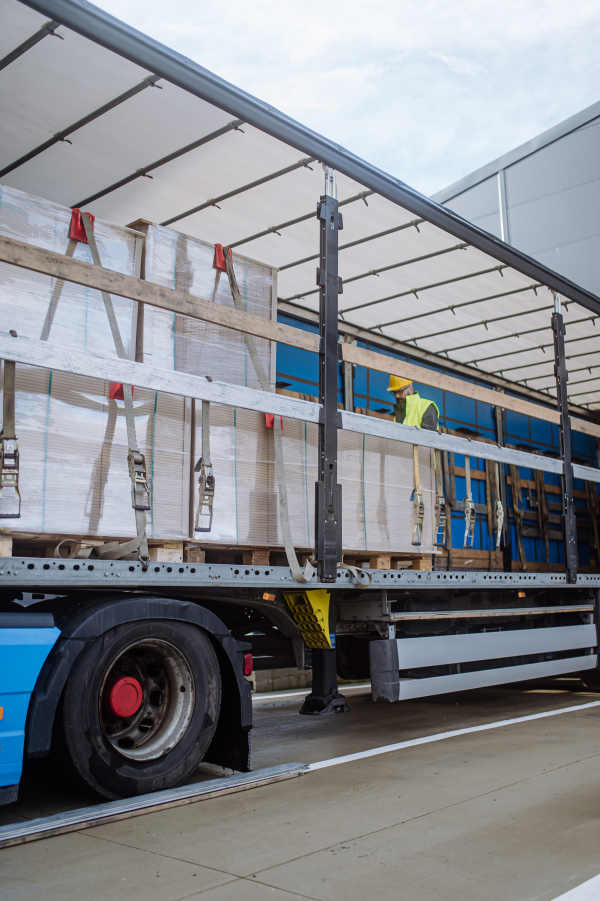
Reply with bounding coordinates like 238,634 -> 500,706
1,562 -> 599,805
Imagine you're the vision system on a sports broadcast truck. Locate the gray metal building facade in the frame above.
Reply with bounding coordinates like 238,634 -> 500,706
433,101 -> 600,298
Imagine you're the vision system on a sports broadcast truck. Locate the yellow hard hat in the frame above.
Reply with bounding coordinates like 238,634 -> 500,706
387,375 -> 413,392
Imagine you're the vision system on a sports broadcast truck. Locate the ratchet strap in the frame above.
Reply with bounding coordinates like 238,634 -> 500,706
535,467 -> 550,564
463,456 -> 475,548
223,250 -> 315,584
0,360 -> 21,518
586,481 -> 600,561
485,460 -> 494,569
485,459 -> 504,567
410,445 -> 425,546
194,400 -> 215,531
443,449 -> 456,568
39,238 -> 78,341
509,464 -> 527,571
78,213 -> 150,565
434,448 -> 446,547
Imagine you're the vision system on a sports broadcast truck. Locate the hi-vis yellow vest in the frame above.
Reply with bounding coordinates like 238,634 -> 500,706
395,393 -> 439,428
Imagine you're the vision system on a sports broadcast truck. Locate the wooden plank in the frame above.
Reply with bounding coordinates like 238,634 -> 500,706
0,332 -> 322,423
0,234 -> 320,355
340,410 -> 565,476
1,233 -> 598,437
341,342 -> 600,439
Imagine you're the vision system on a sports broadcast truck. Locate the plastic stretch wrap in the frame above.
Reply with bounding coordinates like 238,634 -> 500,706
0,187 -> 189,540
0,185 -> 137,356
1,367 -> 189,539
194,402 -> 436,553
143,225 -> 273,386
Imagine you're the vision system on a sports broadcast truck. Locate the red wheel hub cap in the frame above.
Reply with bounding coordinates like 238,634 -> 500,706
108,676 -> 143,718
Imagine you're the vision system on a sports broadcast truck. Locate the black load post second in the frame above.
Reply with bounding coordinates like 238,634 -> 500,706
552,292 -> 578,583
315,166 -> 343,584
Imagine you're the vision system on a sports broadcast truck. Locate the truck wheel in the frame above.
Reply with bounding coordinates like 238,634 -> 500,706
51,620 -> 221,799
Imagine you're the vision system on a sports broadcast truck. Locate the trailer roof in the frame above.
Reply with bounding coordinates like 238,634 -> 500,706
3,0 -> 600,414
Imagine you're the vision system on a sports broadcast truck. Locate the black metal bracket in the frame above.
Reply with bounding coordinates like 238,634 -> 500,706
299,688 -> 350,716
314,180 -> 343,583
552,300 -> 578,582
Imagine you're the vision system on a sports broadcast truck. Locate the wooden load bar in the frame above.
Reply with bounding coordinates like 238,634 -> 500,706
0,232 -> 599,439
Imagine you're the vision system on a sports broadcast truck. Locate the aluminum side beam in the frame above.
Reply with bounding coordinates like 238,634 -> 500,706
2,331 -> 599,481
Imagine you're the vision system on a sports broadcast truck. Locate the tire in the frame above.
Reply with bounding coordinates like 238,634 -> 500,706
50,619 -> 221,799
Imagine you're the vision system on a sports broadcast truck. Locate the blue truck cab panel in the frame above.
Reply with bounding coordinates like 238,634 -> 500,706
0,613 -> 60,805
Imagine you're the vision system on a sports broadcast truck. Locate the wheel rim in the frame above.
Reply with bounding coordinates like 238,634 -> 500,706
99,638 -> 195,761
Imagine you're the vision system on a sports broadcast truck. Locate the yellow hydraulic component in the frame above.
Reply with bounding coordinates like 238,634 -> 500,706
283,589 -> 332,649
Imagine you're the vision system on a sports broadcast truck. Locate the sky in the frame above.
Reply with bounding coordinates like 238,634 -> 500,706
96,0 -> 600,197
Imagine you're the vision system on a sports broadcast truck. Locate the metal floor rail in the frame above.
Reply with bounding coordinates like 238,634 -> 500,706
0,763 -> 307,849
2,558 -> 600,591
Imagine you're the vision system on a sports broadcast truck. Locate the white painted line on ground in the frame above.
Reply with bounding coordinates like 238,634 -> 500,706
308,700 -> 600,770
253,683 -> 370,701
551,873 -> 600,900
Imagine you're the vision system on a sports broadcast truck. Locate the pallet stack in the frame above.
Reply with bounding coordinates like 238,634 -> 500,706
0,185 -> 438,563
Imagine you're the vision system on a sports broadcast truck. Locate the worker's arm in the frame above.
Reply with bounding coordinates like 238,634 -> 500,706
420,404 -> 438,431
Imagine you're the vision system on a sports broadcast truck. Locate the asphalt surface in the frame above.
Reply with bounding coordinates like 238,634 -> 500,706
3,676 -> 600,900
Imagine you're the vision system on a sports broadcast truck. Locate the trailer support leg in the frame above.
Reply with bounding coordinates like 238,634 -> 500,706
300,647 -> 350,715
552,293 -> 578,583
315,166 -> 342,584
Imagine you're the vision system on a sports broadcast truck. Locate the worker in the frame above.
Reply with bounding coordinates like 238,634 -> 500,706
387,376 -> 439,431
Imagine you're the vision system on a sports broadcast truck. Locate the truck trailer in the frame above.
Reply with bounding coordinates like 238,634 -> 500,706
2,0 -> 600,807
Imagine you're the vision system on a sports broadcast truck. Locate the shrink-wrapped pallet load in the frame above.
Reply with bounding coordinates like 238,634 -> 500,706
0,185 -> 436,556
140,223 -> 437,555
0,186 -> 189,541
141,223 -> 273,387
192,405 -> 437,554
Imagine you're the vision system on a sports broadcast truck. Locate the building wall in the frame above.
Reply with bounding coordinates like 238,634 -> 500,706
435,114 -> 600,298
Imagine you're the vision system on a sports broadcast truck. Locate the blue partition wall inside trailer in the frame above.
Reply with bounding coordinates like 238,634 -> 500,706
276,313 -> 599,569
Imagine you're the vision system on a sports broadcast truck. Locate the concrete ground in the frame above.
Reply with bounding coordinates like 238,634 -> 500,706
3,676 -> 600,900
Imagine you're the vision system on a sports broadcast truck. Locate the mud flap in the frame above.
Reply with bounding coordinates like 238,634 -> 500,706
369,639 -> 400,702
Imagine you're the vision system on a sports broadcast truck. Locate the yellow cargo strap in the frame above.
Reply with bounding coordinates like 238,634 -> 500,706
535,467 -> 550,564
485,460 -> 494,570
283,589 -> 332,649
463,456 -> 475,548
411,445 -> 425,546
434,449 -> 446,547
509,464 -> 527,571
444,449 -> 456,569
586,480 -> 600,561
194,400 -> 215,532
0,359 -> 20,518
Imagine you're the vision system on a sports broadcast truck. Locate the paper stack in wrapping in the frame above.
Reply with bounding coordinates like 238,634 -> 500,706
0,186 -> 189,540
192,404 -> 436,554
0,185 -> 435,553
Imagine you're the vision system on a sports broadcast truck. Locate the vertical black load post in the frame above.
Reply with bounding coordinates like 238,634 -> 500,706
552,292 -> 578,582
300,167 -> 349,717
493,397 -> 511,572
315,166 -> 343,583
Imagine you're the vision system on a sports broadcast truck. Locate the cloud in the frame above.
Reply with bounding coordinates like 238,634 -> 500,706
95,0 -> 600,195
428,53 -> 484,77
